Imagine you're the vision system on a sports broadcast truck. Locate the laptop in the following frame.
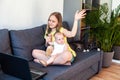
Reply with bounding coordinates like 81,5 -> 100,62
0,53 -> 47,80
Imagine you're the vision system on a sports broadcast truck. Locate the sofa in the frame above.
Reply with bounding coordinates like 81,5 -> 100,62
0,21 -> 103,80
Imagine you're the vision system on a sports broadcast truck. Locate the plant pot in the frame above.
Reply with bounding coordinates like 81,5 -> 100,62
102,51 -> 114,68
113,46 -> 120,60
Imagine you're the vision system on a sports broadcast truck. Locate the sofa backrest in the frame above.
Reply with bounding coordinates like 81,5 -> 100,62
0,21 -> 81,62
0,29 -> 12,54
10,25 -> 46,61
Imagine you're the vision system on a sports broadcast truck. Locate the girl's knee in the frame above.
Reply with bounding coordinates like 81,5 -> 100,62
32,49 -> 41,57
65,51 -> 73,60
32,49 -> 37,56
61,51 -> 72,61
64,51 -> 72,56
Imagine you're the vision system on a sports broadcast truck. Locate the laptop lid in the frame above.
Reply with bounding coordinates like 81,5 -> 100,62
0,53 -> 46,80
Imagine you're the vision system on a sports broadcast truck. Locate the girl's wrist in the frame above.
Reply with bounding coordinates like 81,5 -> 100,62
74,19 -> 79,22
74,17 -> 80,21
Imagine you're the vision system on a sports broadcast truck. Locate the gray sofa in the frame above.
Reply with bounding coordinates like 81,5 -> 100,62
0,22 -> 103,80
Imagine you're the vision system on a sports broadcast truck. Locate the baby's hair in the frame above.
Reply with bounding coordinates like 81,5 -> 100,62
54,31 -> 60,36
54,32 -> 65,38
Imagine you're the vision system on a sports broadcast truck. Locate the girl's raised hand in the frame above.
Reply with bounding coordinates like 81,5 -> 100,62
74,9 -> 86,21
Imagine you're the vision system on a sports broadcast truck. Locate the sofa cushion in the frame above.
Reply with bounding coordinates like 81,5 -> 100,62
10,25 -> 46,61
0,29 -> 12,54
29,50 -> 101,80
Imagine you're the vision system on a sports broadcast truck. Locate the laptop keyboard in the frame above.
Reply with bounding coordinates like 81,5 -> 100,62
31,72 -> 40,78
30,69 -> 46,76
30,69 -> 47,80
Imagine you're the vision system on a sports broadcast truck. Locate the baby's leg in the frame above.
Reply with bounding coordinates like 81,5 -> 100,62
39,55 -> 57,67
47,55 -> 57,65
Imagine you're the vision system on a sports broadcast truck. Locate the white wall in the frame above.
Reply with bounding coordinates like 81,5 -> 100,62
112,0 -> 120,10
100,0 -> 112,11
0,0 -> 63,30
0,0 -> 117,30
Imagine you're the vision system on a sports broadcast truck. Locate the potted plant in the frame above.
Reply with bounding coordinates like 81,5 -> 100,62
113,16 -> 120,60
113,39 -> 120,60
85,3 -> 120,67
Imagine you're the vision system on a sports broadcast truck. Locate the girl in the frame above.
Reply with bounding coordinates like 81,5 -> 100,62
32,10 -> 86,66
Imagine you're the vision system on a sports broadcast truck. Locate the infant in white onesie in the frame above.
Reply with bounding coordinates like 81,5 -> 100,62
51,42 -> 65,55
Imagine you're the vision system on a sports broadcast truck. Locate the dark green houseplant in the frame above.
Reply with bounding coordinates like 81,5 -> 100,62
113,15 -> 120,60
113,41 -> 120,60
85,3 -> 120,67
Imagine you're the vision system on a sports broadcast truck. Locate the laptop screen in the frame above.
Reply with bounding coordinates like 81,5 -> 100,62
0,53 -> 46,80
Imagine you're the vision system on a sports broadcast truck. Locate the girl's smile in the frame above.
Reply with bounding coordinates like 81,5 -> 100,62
48,15 -> 58,29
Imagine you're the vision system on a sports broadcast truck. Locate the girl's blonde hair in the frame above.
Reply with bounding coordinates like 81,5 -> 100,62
45,12 -> 62,36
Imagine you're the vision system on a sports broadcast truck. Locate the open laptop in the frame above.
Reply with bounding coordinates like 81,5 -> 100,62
0,53 -> 47,80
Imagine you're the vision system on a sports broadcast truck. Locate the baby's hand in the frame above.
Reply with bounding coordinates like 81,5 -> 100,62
46,46 -> 53,56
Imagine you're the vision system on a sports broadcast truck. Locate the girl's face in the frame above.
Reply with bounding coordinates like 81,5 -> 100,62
48,15 -> 58,29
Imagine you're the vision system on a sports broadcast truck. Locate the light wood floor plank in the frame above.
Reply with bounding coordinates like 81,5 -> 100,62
90,62 -> 120,80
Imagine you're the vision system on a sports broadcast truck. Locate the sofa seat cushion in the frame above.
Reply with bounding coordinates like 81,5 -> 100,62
0,29 -> 12,54
29,50 -> 101,80
10,25 -> 46,61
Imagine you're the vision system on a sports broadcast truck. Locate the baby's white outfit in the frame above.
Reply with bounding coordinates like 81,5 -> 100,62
51,42 -> 65,55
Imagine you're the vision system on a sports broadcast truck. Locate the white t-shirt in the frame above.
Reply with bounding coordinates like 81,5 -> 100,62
51,42 -> 65,55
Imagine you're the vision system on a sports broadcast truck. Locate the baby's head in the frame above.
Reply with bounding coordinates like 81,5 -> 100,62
54,32 -> 65,44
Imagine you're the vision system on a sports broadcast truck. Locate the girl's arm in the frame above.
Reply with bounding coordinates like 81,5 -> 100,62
63,9 -> 86,38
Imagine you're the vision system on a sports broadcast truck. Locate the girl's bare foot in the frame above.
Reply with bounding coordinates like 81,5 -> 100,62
34,59 -> 47,67
39,60 -> 47,67
34,59 -> 40,63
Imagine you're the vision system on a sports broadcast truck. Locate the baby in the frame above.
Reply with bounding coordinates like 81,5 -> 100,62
47,32 -> 67,55
40,32 -> 70,67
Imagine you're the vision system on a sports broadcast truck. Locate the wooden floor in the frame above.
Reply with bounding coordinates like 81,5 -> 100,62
90,62 -> 120,80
